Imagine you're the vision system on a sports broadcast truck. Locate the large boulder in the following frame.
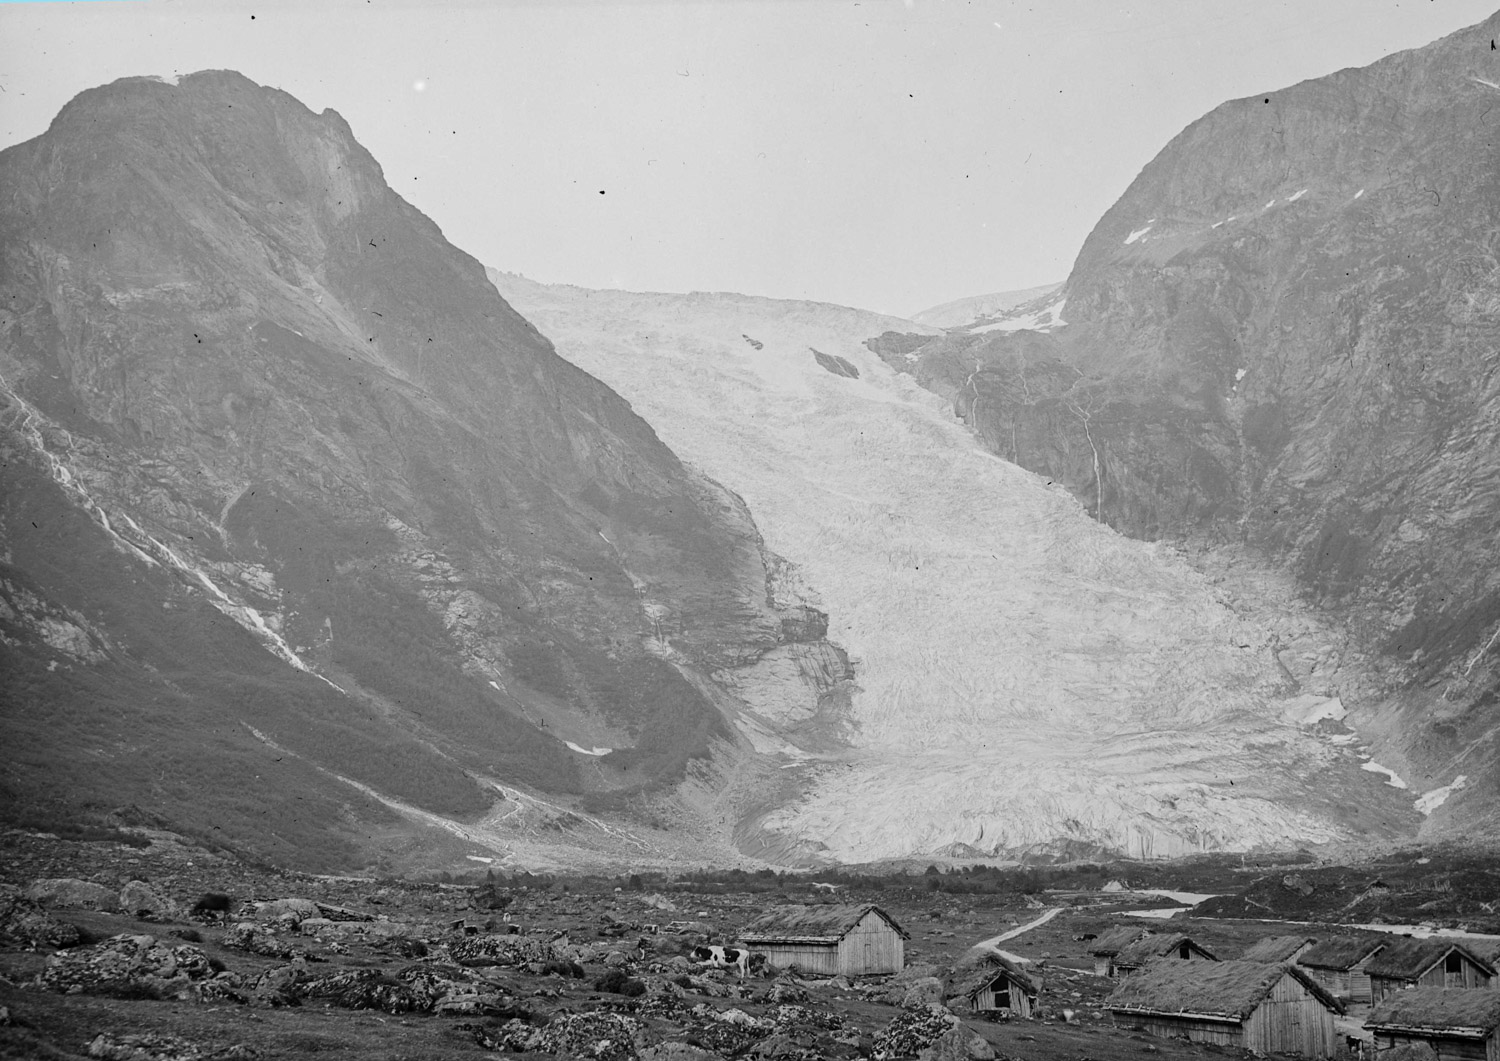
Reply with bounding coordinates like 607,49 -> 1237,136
872,1005 -> 961,1061
893,976 -> 946,1010
918,1027 -> 996,1061
38,934 -> 214,998
120,881 -> 177,919
25,878 -> 120,912
0,886 -> 81,948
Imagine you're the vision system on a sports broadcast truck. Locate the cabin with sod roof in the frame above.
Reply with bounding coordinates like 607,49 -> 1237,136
1089,925 -> 1152,977
1365,986 -> 1500,1060
944,953 -> 1040,1018
1295,936 -> 1387,1003
1366,939 -> 1494,1003
1108,959 -> 1344,1057
738,904 -> 907,976
1240,935 -> 1318,964
1112,933 -> 1219,976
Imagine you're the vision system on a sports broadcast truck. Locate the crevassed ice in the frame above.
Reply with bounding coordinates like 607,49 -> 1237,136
493,274 -> 1375,861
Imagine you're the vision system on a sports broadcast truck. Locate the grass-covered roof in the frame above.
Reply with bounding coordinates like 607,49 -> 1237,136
945,952 -> 1040,999
1115,933 -> 1217,967
1108,960 -> 1343,1021
738,903 -> 908,943
1089,925 -> 1150,956
1296,936 -> 1386,970
1366,938 -> 1493,980
1367,986 -> 1500,1034
1239,935 -> 1316,963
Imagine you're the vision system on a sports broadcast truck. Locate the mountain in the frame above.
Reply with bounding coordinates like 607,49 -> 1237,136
886,13 -> 1500,842
490,271 -> 1419,865
910,283 -> 1063,331
0,71 -> 831,872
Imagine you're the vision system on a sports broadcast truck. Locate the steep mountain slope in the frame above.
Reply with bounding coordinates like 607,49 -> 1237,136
895,12 -> 1500,842
490,271 -> 1418,864
0,72 -> 823,871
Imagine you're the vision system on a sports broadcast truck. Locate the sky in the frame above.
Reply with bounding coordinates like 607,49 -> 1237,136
2,0 -> 1497,317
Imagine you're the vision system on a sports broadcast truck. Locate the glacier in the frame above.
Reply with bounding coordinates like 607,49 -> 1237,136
490,271 -> 1408,863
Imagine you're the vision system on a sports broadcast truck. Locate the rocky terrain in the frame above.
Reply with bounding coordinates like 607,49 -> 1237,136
875,12 -> 1500,844
0,71 -> 841,874
489,274 -> 1419,865
3,827 -> 1494,1061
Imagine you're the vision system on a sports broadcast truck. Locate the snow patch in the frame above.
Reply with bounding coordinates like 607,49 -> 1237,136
1286,189 -> 1308,203
1415,775 -> 1467,815
1263,200 -> 1276,211
466,855 -> 495,863
970,295 -> 1068,334
1470,76 -> 1500,90
1126,908 -> 1183,919
564,741 -> 612,756
1234,368 -> 1248,383
1361,761 -> 1408,789
1280,695 -> 1345,727
1354,189 -> 1364,199
1124,225 -> 1153,245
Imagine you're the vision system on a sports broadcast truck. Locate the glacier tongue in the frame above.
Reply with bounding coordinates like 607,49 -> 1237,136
490,272 -> 1387,862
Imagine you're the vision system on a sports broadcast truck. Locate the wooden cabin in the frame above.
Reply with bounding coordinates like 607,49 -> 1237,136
1089,925 -> 1153,977
738,904 -> 908,976
1240,935 -> 1317,964
1366,939 -> 1494,1003
1295,937 -> 1387,1004
1109,959 -> 1344,1058
1112,933 -> 1219,976
1366,986 -> 1500,1061
945,954 -> 1040,1018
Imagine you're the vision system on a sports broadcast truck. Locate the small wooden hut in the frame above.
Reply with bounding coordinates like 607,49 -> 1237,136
1089,925 -> 1152,977
1240,935 -> 1317,964
1108,959 -> 1344,1058
1295,936 -> 1387,1003
1365,986 -> 1500,1060
738,904 -> 907,976
1112,933 -> 1218,976
945,954 -> 1040,1018
1366,939 -> 1494,1003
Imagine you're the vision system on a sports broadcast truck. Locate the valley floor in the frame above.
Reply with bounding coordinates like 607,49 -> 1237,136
3,829 -> 1496,1061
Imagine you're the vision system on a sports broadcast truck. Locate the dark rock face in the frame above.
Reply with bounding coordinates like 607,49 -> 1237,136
0,72 -> 797,867
899,15 -> 1500,837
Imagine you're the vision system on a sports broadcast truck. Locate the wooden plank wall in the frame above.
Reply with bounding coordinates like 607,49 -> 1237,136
837,913 -> 903,975
757,943 -> 839,976
1372,1031 -> 1493,1061
1116,1014 -> 1242,1048
1241,973 -> 1337,1057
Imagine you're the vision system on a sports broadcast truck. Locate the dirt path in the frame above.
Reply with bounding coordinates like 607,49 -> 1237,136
972,906 -> 1064,952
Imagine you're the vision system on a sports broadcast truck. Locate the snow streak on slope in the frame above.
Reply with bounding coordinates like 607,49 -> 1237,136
490,271 -> 1389,863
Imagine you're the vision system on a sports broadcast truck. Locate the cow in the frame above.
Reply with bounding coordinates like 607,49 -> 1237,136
190,893 -> 232,921
690,944 -> 751,978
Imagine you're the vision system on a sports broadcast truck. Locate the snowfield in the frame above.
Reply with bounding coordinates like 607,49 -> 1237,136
490,270 -> 1389,863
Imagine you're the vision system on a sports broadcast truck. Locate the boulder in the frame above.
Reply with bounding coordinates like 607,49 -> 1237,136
120,881 -> 177,919
639,1046 -> 724,1061
87,1031 -> 258,1060
221,922 -> 295,959
25,878 -> 120,912
918,1028 -> 996,1061
38,934 -> 214,998
0,887 -> 81,948
873,1004 -> 961,1060
896,976 -> 946,1010
254,898 -> 321,922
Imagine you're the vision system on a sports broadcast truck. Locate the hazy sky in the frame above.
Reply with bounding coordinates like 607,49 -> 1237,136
3,0 -> 1496,316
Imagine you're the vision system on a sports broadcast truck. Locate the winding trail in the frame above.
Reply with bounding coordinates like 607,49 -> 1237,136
971,906 -> 1064,953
